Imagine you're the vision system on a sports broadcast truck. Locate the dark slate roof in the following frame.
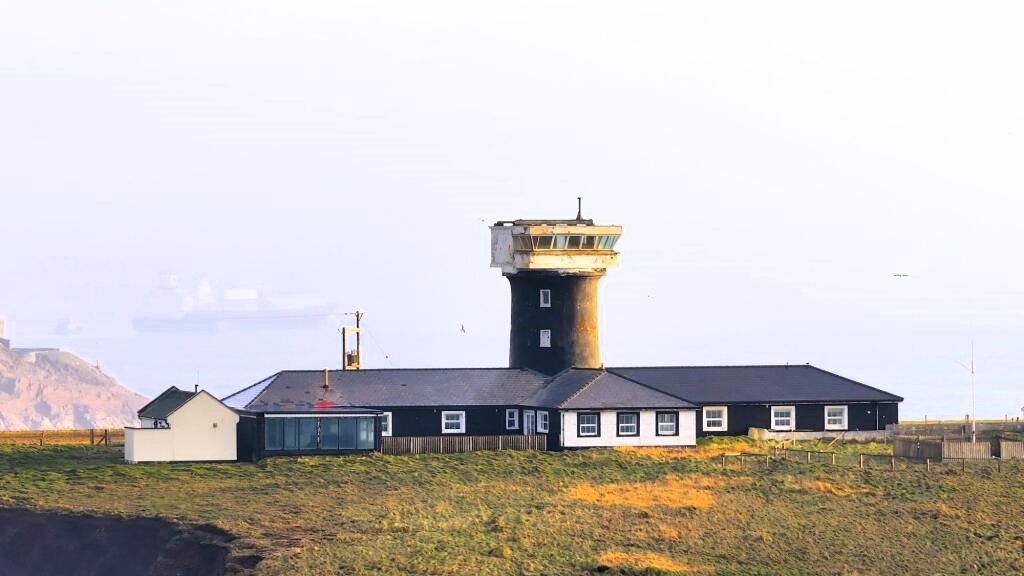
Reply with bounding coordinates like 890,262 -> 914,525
525,368 -> 602,407
561,371 -> 695,410
608,365 -> 903,405
240,368 -> 549,412
138,387 -> 197,419
526,368 -> 695,409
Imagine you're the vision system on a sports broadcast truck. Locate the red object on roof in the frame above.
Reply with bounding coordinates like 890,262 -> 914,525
313,399 -> 337,409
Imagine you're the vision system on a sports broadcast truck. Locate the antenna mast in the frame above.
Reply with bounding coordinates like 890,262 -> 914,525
340,310 -> 365,370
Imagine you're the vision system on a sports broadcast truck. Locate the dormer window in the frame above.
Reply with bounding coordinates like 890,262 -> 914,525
540,289 -> 551,308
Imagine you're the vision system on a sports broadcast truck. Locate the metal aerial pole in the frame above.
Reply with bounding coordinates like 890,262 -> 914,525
971,341 -> 976,443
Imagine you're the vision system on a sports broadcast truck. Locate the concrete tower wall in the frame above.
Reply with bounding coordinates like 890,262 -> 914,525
507,272 -> 603,375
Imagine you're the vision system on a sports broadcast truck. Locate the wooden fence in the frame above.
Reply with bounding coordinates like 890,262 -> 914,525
726,448 -> 1024,474
942,440 -> 991,460
893,438 -> 943,460
380,434 -> 547,455
893,437 -> 991,460
998,441 -> 1024,460
0,428 -> 124,446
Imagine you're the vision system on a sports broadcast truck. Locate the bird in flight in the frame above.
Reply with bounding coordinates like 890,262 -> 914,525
893,274 -> 909,278
460,324 -> 466,333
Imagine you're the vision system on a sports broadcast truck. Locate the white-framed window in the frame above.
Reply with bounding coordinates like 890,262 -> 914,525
771,406 -> 796,431
539,329 -> 551,348
656,411 -> 678,436
616,412 -> 639,436
578,412 -> 600,436
703,406 -> 727,432
825,405 -> 848,430
441,411 -> 466,434
381,412 -> 393,437
539,289 -> 551,308
538,411 -> 549,433
505,408 -> 519,430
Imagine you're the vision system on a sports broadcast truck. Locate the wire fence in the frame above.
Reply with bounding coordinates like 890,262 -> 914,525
0,428 -> 123,446
717,447 -> 1022,474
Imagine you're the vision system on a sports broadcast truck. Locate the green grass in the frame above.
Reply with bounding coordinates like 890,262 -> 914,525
2,441 -> 1024,575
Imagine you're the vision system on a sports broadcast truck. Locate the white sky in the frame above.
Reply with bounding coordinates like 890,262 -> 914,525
2,1 -> 1022,419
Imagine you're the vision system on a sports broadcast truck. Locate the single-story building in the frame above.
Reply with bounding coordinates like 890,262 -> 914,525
609,365 -> 902,436
124,387 -> 239,463
126,364 -> 900,462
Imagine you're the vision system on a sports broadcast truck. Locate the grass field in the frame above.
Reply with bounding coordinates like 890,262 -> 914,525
2,438 -> 1024,575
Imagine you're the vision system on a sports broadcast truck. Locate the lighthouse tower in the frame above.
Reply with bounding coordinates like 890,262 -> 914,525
490,205 -> 621,375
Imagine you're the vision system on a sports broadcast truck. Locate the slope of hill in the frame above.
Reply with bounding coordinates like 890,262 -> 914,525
0,343 -> 146,430
2,442 -> 1023,575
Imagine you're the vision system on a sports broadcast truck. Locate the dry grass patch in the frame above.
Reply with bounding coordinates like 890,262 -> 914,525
615,442 -> 756,460
566,474 -> 749,510
789,477 -> 872,497
598,551 -> 701,573
656,523 -> 680,540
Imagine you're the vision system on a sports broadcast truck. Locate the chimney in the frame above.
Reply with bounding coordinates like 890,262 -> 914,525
323,368 -> 330,390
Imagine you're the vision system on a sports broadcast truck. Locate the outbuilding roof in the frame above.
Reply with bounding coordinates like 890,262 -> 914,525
137,387 -> 197,419
608,365 -> 904,405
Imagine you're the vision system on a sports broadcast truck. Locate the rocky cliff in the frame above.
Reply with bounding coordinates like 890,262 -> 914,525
0,343 -> 146,430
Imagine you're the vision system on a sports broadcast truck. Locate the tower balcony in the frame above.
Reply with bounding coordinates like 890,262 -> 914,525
490,221 -> 622,275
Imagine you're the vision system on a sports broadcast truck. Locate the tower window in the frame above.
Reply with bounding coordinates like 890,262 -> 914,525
539,289 -> 551,308
539,329 -> 551,348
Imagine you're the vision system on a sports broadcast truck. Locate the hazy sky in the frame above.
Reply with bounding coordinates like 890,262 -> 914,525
2,1 -> 1022,419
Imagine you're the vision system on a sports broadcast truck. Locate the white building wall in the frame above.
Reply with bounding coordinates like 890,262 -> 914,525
124,392 -> 239,463
560,409 -> 696,448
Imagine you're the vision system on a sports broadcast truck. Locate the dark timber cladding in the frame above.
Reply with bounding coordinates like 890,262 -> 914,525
508,272 -> 602,375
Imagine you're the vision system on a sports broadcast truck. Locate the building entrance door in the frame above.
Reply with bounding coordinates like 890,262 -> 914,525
523,410 -> 536,435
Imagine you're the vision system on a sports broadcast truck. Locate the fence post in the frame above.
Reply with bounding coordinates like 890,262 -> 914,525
859,454 -> 864,469
90,429 -> 95,445
807,451 -> 811,464
997,459 -> 1001,473
890,456 -> 895,471
39,431 -> 44,446
765,453 -> 770,469
831,453 -> 836,466
105,429 -> 109,447
961,459 -> 966,473
721,455 -> 726,468
926,458 -> 930,472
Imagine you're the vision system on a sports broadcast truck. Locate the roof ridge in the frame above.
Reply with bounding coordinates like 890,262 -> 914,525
222,372 -> 281,402
277,367 -> 532,373
246,372 -> 281,409
556,368 -> 606,408
136,385 -> 181,416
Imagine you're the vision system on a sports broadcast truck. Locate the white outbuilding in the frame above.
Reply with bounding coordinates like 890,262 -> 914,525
124,387 -> 239,463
